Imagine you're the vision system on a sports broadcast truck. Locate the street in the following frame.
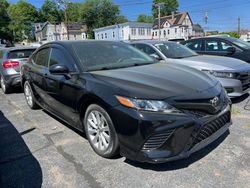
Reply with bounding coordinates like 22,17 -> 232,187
0,89 -> 250,188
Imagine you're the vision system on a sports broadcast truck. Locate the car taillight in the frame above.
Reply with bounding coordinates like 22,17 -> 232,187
2,60 -> 19,69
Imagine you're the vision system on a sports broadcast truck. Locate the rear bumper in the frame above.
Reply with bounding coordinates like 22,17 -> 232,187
2,74 -> 21,86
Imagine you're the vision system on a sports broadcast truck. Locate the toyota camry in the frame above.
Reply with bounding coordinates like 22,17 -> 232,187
21,41 -> 231,163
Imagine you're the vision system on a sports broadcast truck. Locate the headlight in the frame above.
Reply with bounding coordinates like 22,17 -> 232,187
115,96 -> 182,114
202,70 -> 236,78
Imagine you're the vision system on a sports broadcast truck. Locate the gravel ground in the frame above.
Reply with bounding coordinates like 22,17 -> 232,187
0,89 -> 250,188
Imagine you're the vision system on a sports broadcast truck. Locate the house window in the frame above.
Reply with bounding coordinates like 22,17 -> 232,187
113,31 -> 115,38
97,34 -> 99,39
152,32 -> 154,37
131,28 -> 136,35
155,31 -> 157,36
101,34 -> 103,39
175,28 -> 177,33
147,29 -> 151,36
105,33 -> 107,39
168,30 -> 170,35
122,30 -> 124,37
164,30 -> 166,37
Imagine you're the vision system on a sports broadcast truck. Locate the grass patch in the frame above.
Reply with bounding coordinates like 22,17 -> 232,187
231,106 -> 241,115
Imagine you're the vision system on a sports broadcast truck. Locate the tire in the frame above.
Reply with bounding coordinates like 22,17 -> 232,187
24,81 -> 39,109
84,104 -> 119,158
0,75 -> 11,94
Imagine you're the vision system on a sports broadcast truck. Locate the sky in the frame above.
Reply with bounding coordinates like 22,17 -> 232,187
9,0 -> 250,32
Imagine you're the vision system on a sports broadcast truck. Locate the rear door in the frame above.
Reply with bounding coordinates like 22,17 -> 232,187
29,47 -> 50,106
182,39 -> 203,54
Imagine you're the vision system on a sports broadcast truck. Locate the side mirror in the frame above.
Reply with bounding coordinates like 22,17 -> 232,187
49,64 -> 69,74
227,46 -> 236,54
150,53 -> 161,60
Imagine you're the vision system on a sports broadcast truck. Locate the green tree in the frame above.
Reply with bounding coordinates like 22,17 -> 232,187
137,14 -> 153,23
8,0 -> 39,41
67,2 -> 82,22
219,32 -> 240,38
0,0 -> 12,42
152,0 -> 179,18
81,0 -> 120,38
115,15 -> 128,24
39,0 -> 62,23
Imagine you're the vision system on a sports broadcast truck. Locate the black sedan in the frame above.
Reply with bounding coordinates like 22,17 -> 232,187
21,41 -> 231,163
181,36 -> 250,63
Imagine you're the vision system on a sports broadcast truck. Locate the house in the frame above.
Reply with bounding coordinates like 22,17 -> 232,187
93,22 -> 153,41
240,32 -> 250,41
34,22 -> 87,42
152,12 -> 193,40
192,24 -> 204,38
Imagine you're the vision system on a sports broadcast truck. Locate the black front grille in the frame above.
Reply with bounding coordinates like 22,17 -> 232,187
142,129 -> 175,151
191,112 -> 230,147
238,72 -> 250,91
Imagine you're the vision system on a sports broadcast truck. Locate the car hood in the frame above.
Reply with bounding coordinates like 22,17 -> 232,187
171,55 -> 250,71
90,63 -> 220,100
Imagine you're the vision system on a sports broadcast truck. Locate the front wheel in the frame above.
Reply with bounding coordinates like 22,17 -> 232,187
24,81 -> 39,109
84,104 -> 119,158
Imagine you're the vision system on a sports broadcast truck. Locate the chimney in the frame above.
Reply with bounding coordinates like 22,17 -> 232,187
171,11 -> 175,20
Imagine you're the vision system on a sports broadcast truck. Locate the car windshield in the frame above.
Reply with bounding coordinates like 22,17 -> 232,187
154,42 -> 198,59
72,41 -> 156,71
226,37 -> 250,49
8,49 -> 36,59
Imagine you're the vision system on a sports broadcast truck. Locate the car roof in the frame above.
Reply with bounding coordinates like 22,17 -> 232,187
130,40 -> 176,45
1,46 -> 37,51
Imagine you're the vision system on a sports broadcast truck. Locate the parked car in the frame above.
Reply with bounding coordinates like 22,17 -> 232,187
0,47 -> 36,93
181,36 -> 250,63
131,41 -> 250,98
21,41 -> 231,163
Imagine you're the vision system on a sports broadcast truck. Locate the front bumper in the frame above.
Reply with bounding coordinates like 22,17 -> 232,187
217,77 -> 250,98
110,104 -> 231,163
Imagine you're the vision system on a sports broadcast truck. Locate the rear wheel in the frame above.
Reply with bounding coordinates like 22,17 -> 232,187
84,104 -> 119,158
0,75 -> 11,94
24,81 -> 39,109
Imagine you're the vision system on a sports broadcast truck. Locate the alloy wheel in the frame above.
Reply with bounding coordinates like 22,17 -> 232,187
24,83 -> 33,107
86,110 -> 111,151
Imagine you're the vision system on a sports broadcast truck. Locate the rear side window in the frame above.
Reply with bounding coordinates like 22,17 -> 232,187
34,48 -> 50,67
184,40 -> 202,51
8,49 -> 35,59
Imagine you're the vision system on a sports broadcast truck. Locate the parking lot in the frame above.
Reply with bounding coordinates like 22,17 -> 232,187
0,89 -> 250,188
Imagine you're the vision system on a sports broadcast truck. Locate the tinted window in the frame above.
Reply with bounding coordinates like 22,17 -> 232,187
154,42 -> 198,59
49,48 -> 75,71
34,48 -> 50,67
184,40 -> 202,51
72,41 -> 154,71
205,39 -> 232,52
8,49 -> 35,59
134,44 -> 158,55
226,37 -> 250,49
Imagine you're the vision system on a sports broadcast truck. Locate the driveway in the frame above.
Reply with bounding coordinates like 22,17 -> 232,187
0,90 -> 250,188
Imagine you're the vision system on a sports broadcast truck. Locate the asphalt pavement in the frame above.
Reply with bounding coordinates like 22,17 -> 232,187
0,89 -> 250,188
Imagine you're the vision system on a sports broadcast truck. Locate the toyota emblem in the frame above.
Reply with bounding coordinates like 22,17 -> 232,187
210,96 -> 220,108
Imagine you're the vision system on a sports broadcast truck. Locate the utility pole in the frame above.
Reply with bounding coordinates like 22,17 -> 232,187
58,0 -> 69,40
238,16 -> 241,36
204,11 -> 208,36
155,3 -> 164,40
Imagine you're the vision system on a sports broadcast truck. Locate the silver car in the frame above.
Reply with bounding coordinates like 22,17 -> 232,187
0,47 -> 36,93
131,41 -> 250,97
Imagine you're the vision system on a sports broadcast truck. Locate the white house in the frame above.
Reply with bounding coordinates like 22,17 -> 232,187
152,12 -> 193,40
34,22 -> 87,42
240,32 -> 250,41
93,22 -> 153,41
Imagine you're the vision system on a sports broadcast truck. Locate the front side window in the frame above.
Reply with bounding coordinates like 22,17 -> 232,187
34,48 -> 50,67
205,39 -> 232,52
72,41 -> 155,71
49,48 -> 75,71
